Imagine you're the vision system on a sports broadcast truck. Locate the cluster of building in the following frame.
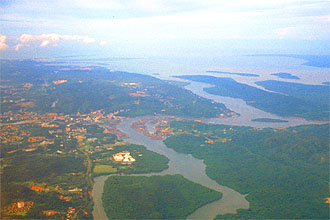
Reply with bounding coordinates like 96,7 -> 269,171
0,107 -> 132,156
131,116 -> 178,140
58,195 -> 72,202
129,90 -> 150,97
8,201 -> 34,214
43,210 -> 59,216
66,207 -> 76,219
31,186 -> 49,192
0,121 -> 30,144
113,151 -> 136,164
53,80 -> 67,85
203,136 -> 232,144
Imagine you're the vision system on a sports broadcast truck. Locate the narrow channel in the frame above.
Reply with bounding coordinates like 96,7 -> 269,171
184,81 -> 320,128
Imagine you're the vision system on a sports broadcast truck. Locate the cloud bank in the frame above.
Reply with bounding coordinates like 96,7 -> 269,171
0,34 -> 9,51
15,33 -> 96,51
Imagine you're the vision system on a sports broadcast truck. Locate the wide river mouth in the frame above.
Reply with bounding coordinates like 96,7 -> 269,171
92,80 -> 323,220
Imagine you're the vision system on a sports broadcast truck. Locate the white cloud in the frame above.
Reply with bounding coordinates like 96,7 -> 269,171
0,34 -> 9,51
79,9 -> 262,41
73,0 -> 174,11
274,27 -> 296,38
99,40 -> 107,46
311,15 -> 330,23
15,33 -> 96,51
272,24 -> 329,40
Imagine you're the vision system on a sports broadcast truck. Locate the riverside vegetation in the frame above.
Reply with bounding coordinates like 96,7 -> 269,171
164,121 -> 329,219
102,175 -> 222,219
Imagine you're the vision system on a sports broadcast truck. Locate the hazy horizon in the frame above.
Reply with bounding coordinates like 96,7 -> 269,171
1,0 -> 330,59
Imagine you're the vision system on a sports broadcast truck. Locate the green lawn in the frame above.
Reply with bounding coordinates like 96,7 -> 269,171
93,165 -> 117,174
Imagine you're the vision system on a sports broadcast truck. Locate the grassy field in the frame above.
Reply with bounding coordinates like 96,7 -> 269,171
93,165 -> 117,174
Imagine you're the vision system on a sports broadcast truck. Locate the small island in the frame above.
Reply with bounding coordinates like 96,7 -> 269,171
102,175 -> 222,219
251,118 -> 289,123
271,72 -> 300,80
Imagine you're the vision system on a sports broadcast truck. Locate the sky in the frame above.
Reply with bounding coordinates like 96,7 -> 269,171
1,0 -> 330,59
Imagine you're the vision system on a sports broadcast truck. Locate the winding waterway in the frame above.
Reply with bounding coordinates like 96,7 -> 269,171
92,116 -> 249,220
92,80 -> 323,220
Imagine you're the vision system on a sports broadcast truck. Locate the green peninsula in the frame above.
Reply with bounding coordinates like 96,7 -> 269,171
102,175 -> 222,219
206,71 -> 259,77
177,75 -> 329,120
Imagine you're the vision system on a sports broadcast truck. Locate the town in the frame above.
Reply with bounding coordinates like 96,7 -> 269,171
0,106 -> 135,218
1,103 -> 176,218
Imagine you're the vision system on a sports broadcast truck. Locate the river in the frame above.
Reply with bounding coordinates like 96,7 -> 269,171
92,80 -> 322,220
92,116 -> 249,220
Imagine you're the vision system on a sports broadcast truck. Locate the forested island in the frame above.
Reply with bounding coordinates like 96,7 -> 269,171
271,72 -> 300,80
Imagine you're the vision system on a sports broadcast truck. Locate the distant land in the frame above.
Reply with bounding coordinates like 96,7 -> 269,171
271,72 -> 300,80
255,80 -> 329,105
176,75 -> 329,120
322,82 -> 330,85
251,118 -> 288,123
249,54 -> 330,68
206,71 -> 259,77
1,60 -> 231,118
291,55 -> 330,68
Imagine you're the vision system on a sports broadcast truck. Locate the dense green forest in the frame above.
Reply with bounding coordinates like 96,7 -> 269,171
256,80 -> 329,107
1,60 -> 230,118
164,121 -> 329,219
177,75 -> 329,120
102,175 -> 222,219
